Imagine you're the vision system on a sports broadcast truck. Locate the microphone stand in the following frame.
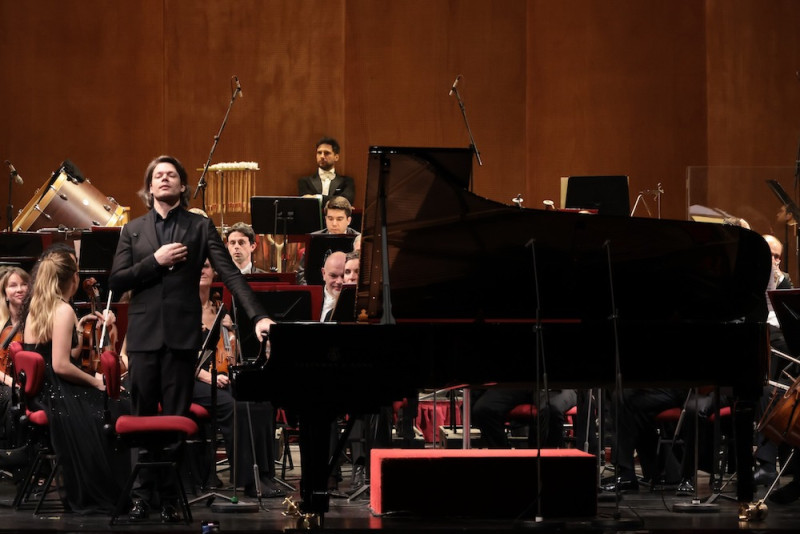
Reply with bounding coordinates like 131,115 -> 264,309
516,239 -> 562,529
449,81 -> 482,193
6,166 -> 15,231
193,77 -> 244,213
592,241 -> 643,530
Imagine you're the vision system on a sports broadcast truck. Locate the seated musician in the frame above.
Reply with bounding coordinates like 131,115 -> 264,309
602,388 -> 688,493
22,245 -> 130,514
471,387 -> 577,450
224,222 -> 266,275
296,197 -> 359,285
193,259 -> 284,498
756,234 -> 800,504
0,267 -> 30,447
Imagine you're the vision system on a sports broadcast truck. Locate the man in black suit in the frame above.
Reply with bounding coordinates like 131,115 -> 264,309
109,155 -> 274,520
297,136 -> 356,204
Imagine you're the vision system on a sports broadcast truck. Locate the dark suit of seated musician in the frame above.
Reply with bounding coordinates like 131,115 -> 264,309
471,387 -> 577,450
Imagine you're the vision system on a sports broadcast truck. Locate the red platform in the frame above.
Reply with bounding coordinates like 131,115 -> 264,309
370,448 -> 596,519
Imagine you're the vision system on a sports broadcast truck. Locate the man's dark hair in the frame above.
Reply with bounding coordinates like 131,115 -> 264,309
324,196 -> 352,217
225,222 -> 257,245
316,136 -> 340,154
138,155 -> 191,209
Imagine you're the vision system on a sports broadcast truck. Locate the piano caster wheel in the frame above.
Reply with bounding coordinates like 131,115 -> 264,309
738,501 -> 768,522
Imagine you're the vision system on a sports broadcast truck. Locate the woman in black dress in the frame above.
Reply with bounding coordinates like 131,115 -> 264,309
22,246 -> 130,514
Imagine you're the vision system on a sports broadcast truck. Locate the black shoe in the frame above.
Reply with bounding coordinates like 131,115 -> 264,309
128,498 -> 150,521
676,478 -> 695,497
259,478 -> 286,499
160,503 -> 180,523
754,464 -> 779,487
769,480 -> 800,505
601,477 -> 639,493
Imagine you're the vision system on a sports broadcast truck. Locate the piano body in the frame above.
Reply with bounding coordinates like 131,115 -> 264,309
232,147 -> 771,515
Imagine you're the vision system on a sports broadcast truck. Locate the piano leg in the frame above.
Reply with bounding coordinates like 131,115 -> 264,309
298,410 -> 333,517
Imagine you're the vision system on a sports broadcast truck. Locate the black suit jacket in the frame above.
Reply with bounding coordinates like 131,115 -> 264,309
109,208 -> 267,352
297,172 -> 355,204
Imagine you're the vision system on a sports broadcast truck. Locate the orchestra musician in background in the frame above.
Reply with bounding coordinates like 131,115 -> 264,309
471,387 -> 577,450
22,246 -> 129,514
192,259 -> 284,498
296,197 -> 359,285
225,222 -> 266,275
109,155 -> 274,521
298,136 -> 356,205
0,267 -> 30,446
753,234 -> 800,503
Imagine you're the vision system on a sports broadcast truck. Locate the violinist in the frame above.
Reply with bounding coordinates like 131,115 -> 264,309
0,267 -> 30,446
22,245 -> 130,513
192,259 -> 284,498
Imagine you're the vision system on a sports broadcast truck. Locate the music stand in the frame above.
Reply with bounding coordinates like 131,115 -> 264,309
78,229 -> 120,272
304,234 -> 357,287
564,175 -> 631,216
230,285 -> 321,365
331,283 -> 357,322
250,196 -> 322,235
250,196 -> 322,273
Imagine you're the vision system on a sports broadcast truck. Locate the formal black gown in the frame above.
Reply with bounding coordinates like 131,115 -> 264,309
23,337 -> 131,514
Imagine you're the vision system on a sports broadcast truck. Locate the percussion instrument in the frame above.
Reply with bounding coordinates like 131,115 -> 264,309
203,161 -> 258,219
13,171 -> 126,231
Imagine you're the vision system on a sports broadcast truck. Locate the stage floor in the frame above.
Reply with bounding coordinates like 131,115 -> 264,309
1,445 -> 798,533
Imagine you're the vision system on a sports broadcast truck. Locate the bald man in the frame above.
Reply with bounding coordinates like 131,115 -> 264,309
320,251 -> 346,322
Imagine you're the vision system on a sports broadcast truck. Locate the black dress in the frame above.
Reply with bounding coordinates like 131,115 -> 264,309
23,338 -> 131,514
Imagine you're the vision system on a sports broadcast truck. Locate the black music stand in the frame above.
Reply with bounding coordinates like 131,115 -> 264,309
191,305 -> 259,513
304,234 -> 357,287
330,284 -> 357,322
564,175 -> 631,216
251,196 -> 322,274
250,196 -> 322,236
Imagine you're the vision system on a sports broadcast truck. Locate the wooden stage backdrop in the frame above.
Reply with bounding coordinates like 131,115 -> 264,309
1,0 -> 799,225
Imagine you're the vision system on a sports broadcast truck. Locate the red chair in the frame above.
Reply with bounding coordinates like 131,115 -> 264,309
8,342 -> 66,514
505,403 -> 539,448
101,351 -> 199,525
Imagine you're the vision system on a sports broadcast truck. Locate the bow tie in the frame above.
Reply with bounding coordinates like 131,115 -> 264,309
320,171 -> 334,180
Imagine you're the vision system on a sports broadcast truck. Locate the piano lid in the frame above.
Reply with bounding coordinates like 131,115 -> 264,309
360,146 -> 771,323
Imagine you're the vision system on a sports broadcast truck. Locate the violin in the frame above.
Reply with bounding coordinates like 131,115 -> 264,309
79,278 -> 101,374
0,322 -> 23,377
210,293 -> 236,375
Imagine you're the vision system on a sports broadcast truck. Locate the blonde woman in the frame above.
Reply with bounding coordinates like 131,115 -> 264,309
23,246 -> 129,514
0,267 -> 30,445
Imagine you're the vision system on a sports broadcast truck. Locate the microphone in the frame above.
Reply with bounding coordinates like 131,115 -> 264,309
448,74 -> 462,96
5,160 -> 23,185
234,76 -> 243,98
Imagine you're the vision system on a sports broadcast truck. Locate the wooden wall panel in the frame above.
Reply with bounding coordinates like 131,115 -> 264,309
527,0 -> 707,219
162,0 -> 347,223
0,0 -> 165,223
1,0 -> 799,232
344,0 -> 528,207
704,0 -> 800,239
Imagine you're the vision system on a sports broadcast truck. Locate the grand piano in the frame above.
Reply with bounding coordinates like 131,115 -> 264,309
231,146 -> 771,515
